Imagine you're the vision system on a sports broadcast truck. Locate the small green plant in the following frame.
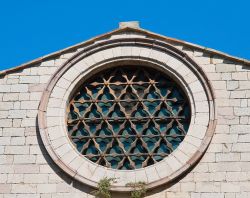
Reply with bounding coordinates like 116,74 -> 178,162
126,181 -> 147,198
93,177 -> 116,198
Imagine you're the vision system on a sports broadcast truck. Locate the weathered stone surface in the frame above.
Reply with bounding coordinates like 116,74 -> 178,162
215,64 -> 236,72
0,25 -> 249,198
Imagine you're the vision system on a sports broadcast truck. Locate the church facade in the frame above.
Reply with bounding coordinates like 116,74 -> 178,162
0,22 -> 250,198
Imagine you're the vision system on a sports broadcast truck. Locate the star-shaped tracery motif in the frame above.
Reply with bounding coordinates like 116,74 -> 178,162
67,66 -> 191,170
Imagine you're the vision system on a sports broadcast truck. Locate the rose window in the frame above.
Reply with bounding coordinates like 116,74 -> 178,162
67,66 -> 191,170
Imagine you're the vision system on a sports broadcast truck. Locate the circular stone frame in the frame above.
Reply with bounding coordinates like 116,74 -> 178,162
38,37 -> 216,192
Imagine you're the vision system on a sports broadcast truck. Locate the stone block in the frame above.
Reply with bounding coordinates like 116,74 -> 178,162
201,153 -> 215,163
221,183 -> 240,192
56,183 -> 72,193
8,110 -> 26,118
234,107 -> 250,116
194,56 -> 211,65
221,73 -> 232,80
230,125 -> 250,134
230,91 -> 246,98
14,155 -> 36,164
25,136 -> 38,145
232,143 -> 250,152
181,182 -> 196,191
189,81 -> 203,93
217,107 -> 234,116
207,72 -> 221,80
0,119 -> 12,127
10,84 -> 28,92
201,193 -> 224,198
0,111 -> 8,119
212,81 -> 227,90
20,101 -> 39,110
209,172 -> 226,182
0,164 -> 14,173
0,85 -> 11,92
134,169 -> 148,183
48,174 -> 62,183
0,184 -> 11,193
0,102 -> 13,110
0,147 -> 4,155
37,184 -> 57,193
3,93 -> 19,101
62,68 -> 80,83
0,173 -> 7,183
13,165 -> 39,174
226,172 -> 248,182
216,153 -> 240,162
17,194 -> 40,198
50,86 -> 66,99
3,128 -> 25,137
212,134 -> 238,144
5,146 -> 29,155
194,173 -> 210,182
19,93 -> 30,101
20,76 -> 40,84
40,75 -> 51,83
40,60 -> 55,67
238,134 -> 250,142
29,146 -> 43,155
227,81 -> 239,90
241,154 -> 250,166
21,118 -> 36,127
166,192 -> 190,198
24,174 -> 48,184
26,110 -> 38,118
209,162 -> 241,172
201,64 -> 216,73
195,182 -> 220,192
139,47 -> 151,58
165,155 -> 182,172
36,154 -> 47,164
102,48 -> 114,59
28,83 -> 46,92
0,155 -> 13,164
239,81 -> 250,90
215,90 -> 230,98
55,58 -> 67,67
232,72 -> 248,80
11,184 -> 36,193
37,67 -> 57,75
144,167 -> 160,183
217,115 -> 239,125
29,92 -> 42,101
0,137 -> 11,145
39,165 -> 55,174
215,125 -> 230,134
216,64 -> 236,72
240,99 -> 248,107
239,116 -> 249,124
56,78 -> 71,90
7,174 -> 24,183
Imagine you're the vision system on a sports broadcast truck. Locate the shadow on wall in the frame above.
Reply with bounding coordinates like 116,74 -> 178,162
35,116 -> 201,197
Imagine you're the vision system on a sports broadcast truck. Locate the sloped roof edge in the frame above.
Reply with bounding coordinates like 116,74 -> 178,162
1,26 -> 249,77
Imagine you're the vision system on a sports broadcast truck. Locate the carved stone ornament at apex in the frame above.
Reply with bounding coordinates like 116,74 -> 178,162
38,21 -> 216,192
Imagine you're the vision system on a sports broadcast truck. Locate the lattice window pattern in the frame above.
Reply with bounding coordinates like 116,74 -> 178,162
67,66 -> 191,170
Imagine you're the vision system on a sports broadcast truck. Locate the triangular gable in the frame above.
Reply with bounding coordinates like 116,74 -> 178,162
1,25 -> 249,77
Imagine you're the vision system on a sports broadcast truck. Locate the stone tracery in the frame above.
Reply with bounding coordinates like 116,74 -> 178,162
67,66 -> 191,169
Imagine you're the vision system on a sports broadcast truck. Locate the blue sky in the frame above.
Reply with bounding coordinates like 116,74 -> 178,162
0,0 -> 249,70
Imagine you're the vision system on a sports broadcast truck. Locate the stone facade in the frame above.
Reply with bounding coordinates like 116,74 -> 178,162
0,22 -> 250,197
